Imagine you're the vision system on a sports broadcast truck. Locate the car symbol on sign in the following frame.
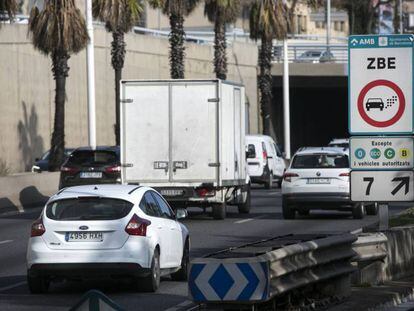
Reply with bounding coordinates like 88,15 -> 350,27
365,98 -> 384,111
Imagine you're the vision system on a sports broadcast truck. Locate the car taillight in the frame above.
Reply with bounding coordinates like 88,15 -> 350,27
339,172 -> 350,177
283,172 -> 299,182
196,187 -> 215,197
263,151 -> 267,161
31,218 -> 45,237
125,214 -> 151,236
105,165 -> 121,173
60,166 -> 79,175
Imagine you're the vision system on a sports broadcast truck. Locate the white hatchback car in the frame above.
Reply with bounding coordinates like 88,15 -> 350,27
281,147 -> 365,219
27,184 -> 190,293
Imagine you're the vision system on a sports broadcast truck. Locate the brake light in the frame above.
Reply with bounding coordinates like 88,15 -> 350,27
263,151 -> 267,161
31,217 -> 45,237
125,214 -> 151,236
196,187 -> 215,197
105,165 -> 121,173
60,166 -> 79,175
283,172 -> 299,182
339,172 -> 350,177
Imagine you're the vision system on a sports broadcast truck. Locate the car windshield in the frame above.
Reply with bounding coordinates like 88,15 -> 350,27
292,154 -> 349,169
46,197 -> 133,221
66,150 -> 118,166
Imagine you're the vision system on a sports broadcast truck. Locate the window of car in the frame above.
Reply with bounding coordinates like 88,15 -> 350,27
139,192 -> 162,217
274,144 -> 283,157
46,197 -> 133,221
151,192 -> 175,220
292,154 -> 349,169
66,150 -> 118,166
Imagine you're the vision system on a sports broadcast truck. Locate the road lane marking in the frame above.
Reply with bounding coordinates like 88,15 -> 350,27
164,300 -> 195,311
234,218 -> 253,224
0,281 -> 26,292
0,240 -> 12,245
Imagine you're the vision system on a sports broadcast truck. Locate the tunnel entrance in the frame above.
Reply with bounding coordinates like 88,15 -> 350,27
272,76 -> 348,154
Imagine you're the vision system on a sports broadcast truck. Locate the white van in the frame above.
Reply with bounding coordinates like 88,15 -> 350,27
246,135 -> 286,188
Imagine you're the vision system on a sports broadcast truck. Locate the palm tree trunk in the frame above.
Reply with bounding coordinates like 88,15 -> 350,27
214,14 -> 227,80
49,51 -> 70,171
258,36 -> 273,135
111,30 -> 126,145
169,13 -> 185,79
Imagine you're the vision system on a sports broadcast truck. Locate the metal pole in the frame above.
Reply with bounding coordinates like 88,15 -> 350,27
85,0 -> 96,149
400,0 -> 404,34
326,0 -> 331,58
378,203 -> 389,231
283,40 -> 291,160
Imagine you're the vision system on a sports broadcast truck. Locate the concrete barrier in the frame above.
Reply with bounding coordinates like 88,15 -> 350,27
0,172 -> 59,214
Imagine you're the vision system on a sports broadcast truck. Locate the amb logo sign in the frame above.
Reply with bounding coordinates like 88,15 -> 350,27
349,35 -> 414,134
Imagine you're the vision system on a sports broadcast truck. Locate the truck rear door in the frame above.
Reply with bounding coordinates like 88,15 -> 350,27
170,82 -> 218,182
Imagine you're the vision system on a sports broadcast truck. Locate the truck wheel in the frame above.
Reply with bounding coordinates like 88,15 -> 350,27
238,186 -> 251,214
366,203 -> 378,216
212,203 -> 226,220
264,172 -> 273,189
282,198 -> 296,219
352,203 -> 365,219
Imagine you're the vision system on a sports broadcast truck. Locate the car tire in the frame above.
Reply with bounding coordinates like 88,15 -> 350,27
237,186 -> 251,214
366,203 -> 379,216
264,172 -> 273,189
139,249 -> 160,292
282,198 -> 296,219
298,209 -> 310,216
27,273 -> 49,294
171,240 -> 190,281
352,203 -> 365,219
212,202 -> 226,220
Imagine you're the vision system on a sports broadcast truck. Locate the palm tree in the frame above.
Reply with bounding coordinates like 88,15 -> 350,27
93,0 -> 142,145
249,0 -> 287,135
29,0 -> 89,171
149,0 -> 199,79
0,0 -> 17,24
204,0 -> 240,80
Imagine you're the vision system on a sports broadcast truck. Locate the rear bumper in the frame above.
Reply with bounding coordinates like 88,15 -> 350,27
249,165 -> 270,184
28,263 -> 150,279
283,193 -> 351,204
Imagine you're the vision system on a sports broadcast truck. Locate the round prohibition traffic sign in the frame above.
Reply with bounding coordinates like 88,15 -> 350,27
357,79 -> 406,128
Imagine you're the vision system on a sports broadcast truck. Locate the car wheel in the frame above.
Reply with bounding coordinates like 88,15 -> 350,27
366,203 -> 378,216
352,203 -> 365,219
212,202 -> 226,220
171,240 -> 190,281
27,272 -> 49,294
264,172 -> 273,189
139,249 -> 160,292
298,209 -> 310,216
237,186 -> 251,214
282,198 -> 296,219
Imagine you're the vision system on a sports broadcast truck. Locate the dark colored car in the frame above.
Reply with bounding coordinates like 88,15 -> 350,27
59,146 -> 121,189
32,149 -> 75,172
366,98 -> 384,111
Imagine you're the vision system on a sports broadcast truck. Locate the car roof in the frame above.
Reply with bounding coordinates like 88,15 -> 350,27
294,147 -> 349,156
48,184 -> 149,204
329,138 -> 349,144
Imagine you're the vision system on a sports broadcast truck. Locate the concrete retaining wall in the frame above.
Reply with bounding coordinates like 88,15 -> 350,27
0,172 -> 59,214
0,24 -> 259,173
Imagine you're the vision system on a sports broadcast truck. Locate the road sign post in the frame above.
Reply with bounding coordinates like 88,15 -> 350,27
349,34 -> 414,230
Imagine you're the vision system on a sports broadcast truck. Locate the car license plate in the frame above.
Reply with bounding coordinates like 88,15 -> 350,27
80,172 -> 102,178
307,178 -> 330,184
160,189 -> 183,196
65,232 -> 103,242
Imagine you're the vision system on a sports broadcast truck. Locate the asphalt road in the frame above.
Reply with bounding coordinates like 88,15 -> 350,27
0,186 -> 409,311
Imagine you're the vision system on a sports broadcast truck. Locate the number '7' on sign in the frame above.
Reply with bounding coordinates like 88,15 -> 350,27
351,171 -> 414,202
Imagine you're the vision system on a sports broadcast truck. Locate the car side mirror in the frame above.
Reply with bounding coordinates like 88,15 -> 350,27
246,145 -> 256,159
176,208 -> 188,220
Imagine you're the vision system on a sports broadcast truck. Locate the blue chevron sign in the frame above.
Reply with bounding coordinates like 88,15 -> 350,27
188,261 -> 269,302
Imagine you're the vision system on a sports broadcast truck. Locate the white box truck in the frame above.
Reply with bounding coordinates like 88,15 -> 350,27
120,79 -> 250,219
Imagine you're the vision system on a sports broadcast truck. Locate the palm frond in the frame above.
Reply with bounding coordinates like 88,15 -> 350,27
249,0 -> 287,41
204,0 -> 240,23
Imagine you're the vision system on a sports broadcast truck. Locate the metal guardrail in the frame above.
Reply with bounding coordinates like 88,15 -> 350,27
352,232 -> 388,262
188,233 -> 357,305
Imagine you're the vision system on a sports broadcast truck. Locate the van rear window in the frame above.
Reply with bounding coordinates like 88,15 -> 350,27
46,198 -> 133,221
292,154 -> 349,169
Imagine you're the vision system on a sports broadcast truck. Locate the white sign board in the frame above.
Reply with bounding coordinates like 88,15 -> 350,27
349,35 -> 414,134
351,170 -> 414,202
350,136 -> 413,170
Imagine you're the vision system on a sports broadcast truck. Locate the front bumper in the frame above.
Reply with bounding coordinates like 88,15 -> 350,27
28,263 -> 150,279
